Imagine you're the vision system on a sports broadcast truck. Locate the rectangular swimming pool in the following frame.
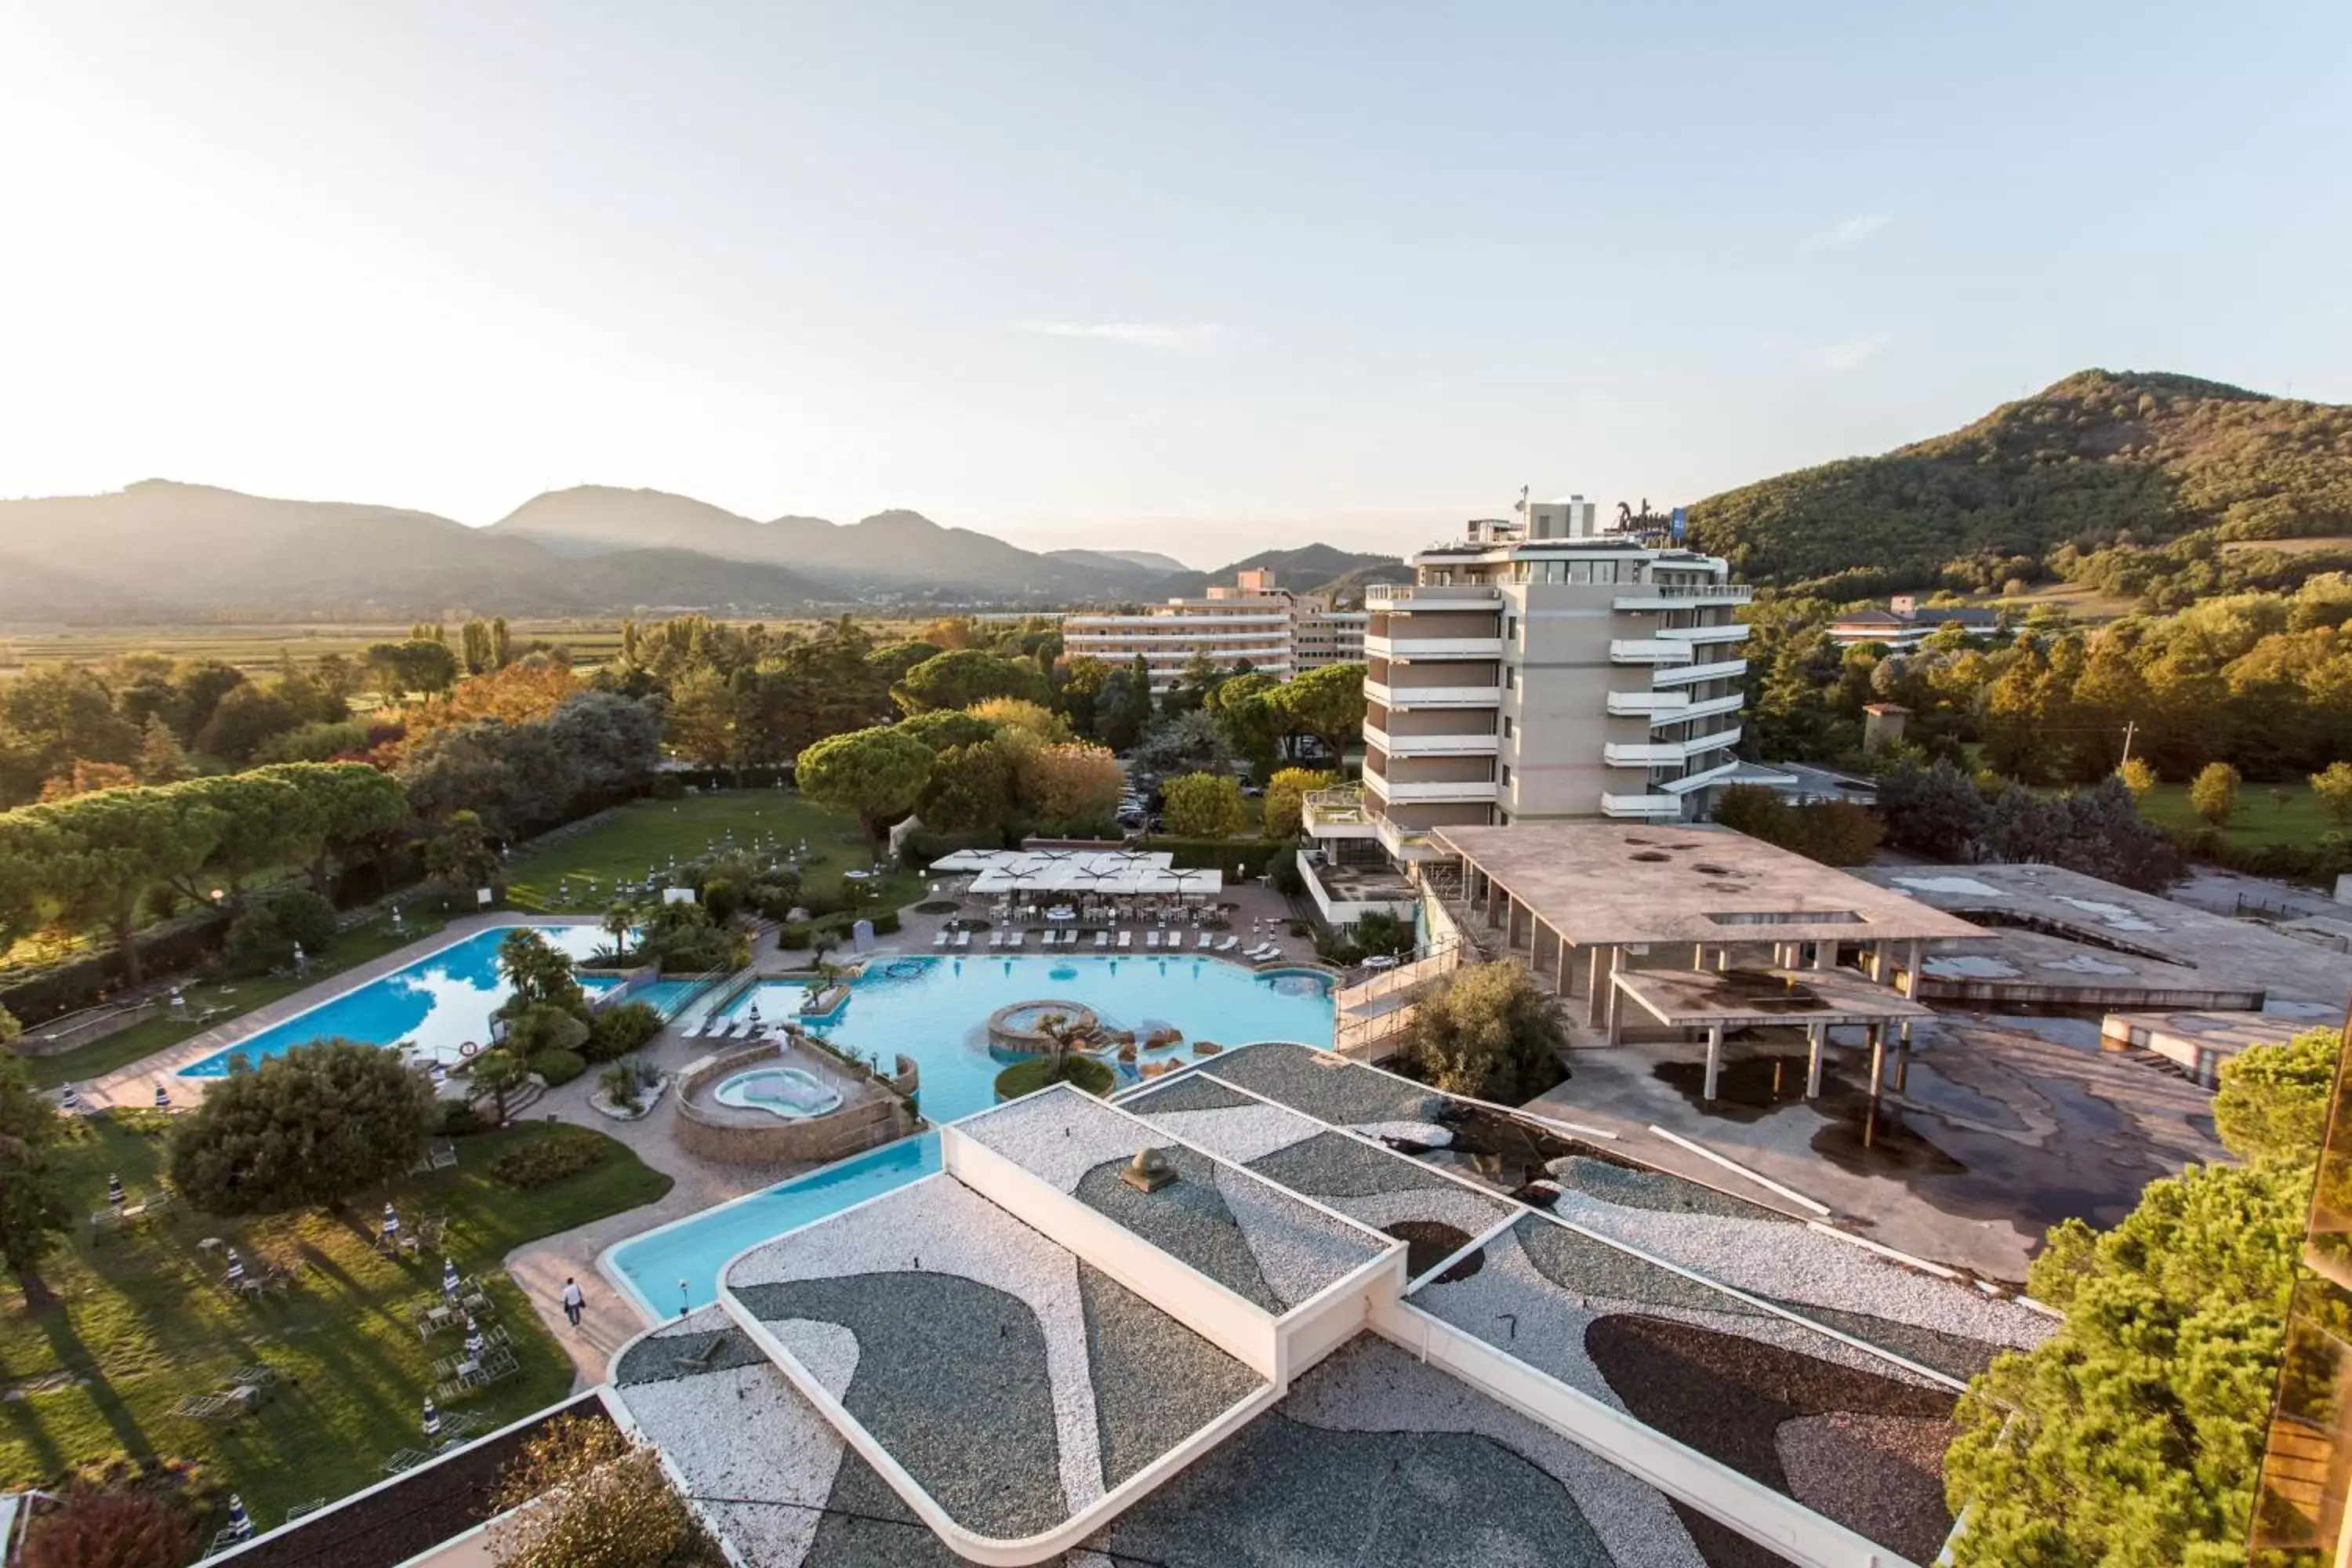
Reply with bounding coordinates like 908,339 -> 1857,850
177,924 -> 608,1078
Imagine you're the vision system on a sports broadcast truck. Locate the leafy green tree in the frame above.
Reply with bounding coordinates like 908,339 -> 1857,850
1261,767 -> 1336,838
662,665 -> 736,769
488,1411 -> 724,1568
1943,1032 -> 2335,1566
468,1049 -> 528,1127
1133,710 -> 1234,779
257,761 -> 410,895
865,641 -> 942,684
916,739 -> 1020,835
192,681 -> 304,763
1208,671 -> 1285,772
496,929 -> 587,1016
891,650 -> 1048,714
1395,962 -> 1566,1102
2189,760 -> 2242,826
1160,771 -> 1250,839
366,638 -> 459,699
168,1040 -> 432,1214
1877,758 -> 1991,862
423,809 -> 501,890
796,726 -> 935,858
895,710 -> 1000,753
0,1056 -> 71,1310
2115,756 -> 2158,797
2313,760 -> 2352,827
1276,663 -> 1367,764
134,715 -> 194,784
31,785 -> 223,985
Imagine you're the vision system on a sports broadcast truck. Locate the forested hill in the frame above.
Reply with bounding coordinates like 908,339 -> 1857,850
1686,370 -> 2352,599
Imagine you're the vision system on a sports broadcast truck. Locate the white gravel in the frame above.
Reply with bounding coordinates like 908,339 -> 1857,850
1279,1335 -> 1709,1568
612,1311 -> 848,1568
1544,1188 -> 2054,1354
724,1174 -> 1110,1520
1212,1163 -> 1390,1309
1133,1101 -> 1324,1165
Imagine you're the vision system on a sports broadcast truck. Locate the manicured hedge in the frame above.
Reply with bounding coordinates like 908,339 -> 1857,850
528,1048 -> 587,1087
488,1126 -> 610,1189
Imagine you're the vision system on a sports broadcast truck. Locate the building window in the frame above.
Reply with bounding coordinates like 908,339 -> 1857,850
1502,716 -> 1513,739
1501,764 -> 1512,788
1504,666 -> 1515,688
1505,615 -> 1518,642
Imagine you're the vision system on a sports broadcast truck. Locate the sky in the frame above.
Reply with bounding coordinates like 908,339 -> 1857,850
1,2 -> 2346,567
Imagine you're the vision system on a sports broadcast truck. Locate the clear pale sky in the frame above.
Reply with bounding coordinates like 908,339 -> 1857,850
2,2 -> 2345,565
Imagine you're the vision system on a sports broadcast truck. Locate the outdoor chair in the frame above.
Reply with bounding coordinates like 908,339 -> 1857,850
1217,936 -> 1240,952
1196,932 -> 1212,950
955,931 -> 971,949
283,1499 -> 328,1524
935,930 -> 952,949
171,1392 -> 241,1424
381,1447 -> 435,1475
1095,931 -> 1109,949
1118,931 -> 1132,949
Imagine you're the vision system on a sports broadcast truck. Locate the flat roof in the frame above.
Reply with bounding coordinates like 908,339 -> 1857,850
1432,822 -> 1986,948
1865,862 -> 2352,1013
1613,965 -> 1936,1028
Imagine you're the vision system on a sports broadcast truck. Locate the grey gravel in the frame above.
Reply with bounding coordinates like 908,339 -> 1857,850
1545,1155 -> 1791,1221
1078,1260 -> 1266,1486
1076,1145 -> 1281,1311
1202,1043 -> 1445,1126
734,1272 -> 1068,1541
1246,1131 -> 1515,1244
1119,1073 -> 1258,1113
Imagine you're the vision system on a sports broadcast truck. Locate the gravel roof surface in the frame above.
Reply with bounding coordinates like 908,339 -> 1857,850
1588,1314 -> 1957,1563
615,1308 -> 852,1568
1077,1260 -> 1266,1486
733,1271 -> 1067,1540
1081,1334 -> 1784,1568
1119,1073 -> 1258,1113
1131,1098 -> 1325,1166
723,1176 -> 1107,1522
1201,1043 -> 1446,1126
1545,1155 -> 1790,1221
965,1086 -> 1388,1310
1245,1131 -> 1515,1256
1541,1185 -> 2055,1375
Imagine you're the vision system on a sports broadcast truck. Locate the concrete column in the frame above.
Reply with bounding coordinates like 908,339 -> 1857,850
1714,945 -> 1730,974
1703,1022 -> 1725,1102
1605,968 -> 1624,1045
1557,935 -> 1573,997
1587,946 -> 1610,1026
1870,940 -> 1889,982
1892,1029 -> 1911,1093
1806,1022 -> 1826,1098
1810,940 -> 1834,972
1866,1021 -> 1886,1105
1901,939 -> 1923,999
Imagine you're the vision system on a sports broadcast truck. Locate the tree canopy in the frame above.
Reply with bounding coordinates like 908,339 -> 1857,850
167,1040 -> 434,1214
795,726 -> 935,856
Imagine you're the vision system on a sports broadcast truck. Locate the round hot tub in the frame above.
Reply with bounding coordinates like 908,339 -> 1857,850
713,1066 -> 844,1120
985,1000 -> 1100,1056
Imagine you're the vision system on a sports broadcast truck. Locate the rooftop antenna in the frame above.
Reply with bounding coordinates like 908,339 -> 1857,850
1515,485 -> 1529,516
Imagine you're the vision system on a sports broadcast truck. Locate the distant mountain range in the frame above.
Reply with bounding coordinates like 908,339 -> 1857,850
0,481 -> 1406,622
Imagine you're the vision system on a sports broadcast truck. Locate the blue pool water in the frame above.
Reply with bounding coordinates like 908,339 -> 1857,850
592,978 -> 707,1020
709,954 -> 1333,1125
611,953 -> 1335,1310
611,1135 -> 942,1314
179,924 -> 610,1077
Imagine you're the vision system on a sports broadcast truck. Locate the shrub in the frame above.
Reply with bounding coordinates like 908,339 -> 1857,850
488,1412 -> 723,1568
598,1064 -> 644,1113
501,1001 -> 590,1058
168,1040 -> 432,1214
2190,760 -> 2242,826
528,1049 -> 587,1087
1268,846 -> 1303,897
648,774 -> 686,800
220,888 -> 342,976
434,1099 -> 487,1138
583,1001 -> 662,1063
1161,771 -> 1250,838
915,901 -> 959,915
20,1486 -> 198,1568
994,1054 -> 1115,1099
777,924 -> 812,950
488,1126 -> 610,1190
1393,962 -> 1566,1103
872,909 -> 901,935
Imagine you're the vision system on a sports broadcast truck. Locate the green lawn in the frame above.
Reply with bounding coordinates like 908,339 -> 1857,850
503,790 -> 925,914
0,1117 -> 670,1528
20,914 -> 448,1091
2138,781 -> 2343,849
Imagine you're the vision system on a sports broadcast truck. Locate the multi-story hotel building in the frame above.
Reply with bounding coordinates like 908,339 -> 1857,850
1062,568 -> 1367,695
1308,495 -> 1750,870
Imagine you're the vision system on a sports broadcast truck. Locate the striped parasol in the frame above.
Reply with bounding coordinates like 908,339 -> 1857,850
106,1174 -> 125,1209
430,1060 -> 449,1090
381,1201 -> 401,1240
224,1495 -> 253,1540
223,1247 -> 245,1285
441,1258 -> 461,1298
58,1084 -> 83,1115
153,1082 -> 171,1111
422,1396 -> 441,1441
463,1320 -> 486,1359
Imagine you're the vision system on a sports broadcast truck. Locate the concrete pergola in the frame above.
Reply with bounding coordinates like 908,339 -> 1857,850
1431,822 -> 1984,1101
1610,965 -> 1935,1105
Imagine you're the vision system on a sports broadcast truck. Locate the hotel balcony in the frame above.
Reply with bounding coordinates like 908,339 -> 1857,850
1612,583 -> 1755,611
1364,679 -> 1501,710
1609,639 -> 1696,666
1606,690 -> 1692,717
1363,633 -> 1505,662
1659,691 -> 1744,725
1601,792 -> 1685,820
1602,725 -> 1743,769
1373,813 -> 1446,862
1363,771 -> 1500,806
1657,622 -> 1752,646
1651,657 -> 1748,688
1365,583 -> 1502,609
1363,724 -> 1499,759
1658,756 -> 1745,795
1300,787 -> 1377,840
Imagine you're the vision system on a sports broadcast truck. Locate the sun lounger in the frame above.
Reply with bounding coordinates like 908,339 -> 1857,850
1217,935 -> 1240,952
935,930 -> 951,948
988,931 -> 1003,949
1247,944 -> 1280,961
1094,931 -> 1109,949
1196,932 -> 1213,950
1118,931 -> 1132,949
1145,931 -> 1160,949
955,931 -> 971,949
1010,931 -> 1025,949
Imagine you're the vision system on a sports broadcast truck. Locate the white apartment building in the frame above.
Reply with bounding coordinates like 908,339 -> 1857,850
1307,495 -> 1750,869
1063,568 -> 1367,694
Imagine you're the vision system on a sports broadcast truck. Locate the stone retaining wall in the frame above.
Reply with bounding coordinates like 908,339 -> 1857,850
674,1040 -> 920,1165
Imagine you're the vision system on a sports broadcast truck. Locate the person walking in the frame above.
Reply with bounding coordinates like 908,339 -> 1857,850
561,1277 -> 586,1330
